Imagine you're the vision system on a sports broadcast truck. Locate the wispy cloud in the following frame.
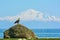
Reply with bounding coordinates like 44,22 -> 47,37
0,9 -> 60,22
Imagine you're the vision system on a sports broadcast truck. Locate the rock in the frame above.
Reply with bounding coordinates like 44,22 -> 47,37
4,24 -> 37,39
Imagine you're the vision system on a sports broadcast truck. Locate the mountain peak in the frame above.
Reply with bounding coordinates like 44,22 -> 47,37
26,9 -> 39,14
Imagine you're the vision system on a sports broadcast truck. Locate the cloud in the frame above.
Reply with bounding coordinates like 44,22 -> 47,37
0,17 -> 4,20
0,9 -> 60,22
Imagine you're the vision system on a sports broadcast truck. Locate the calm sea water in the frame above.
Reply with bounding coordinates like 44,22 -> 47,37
32,29 -> 60,38
0,29 -> 60,38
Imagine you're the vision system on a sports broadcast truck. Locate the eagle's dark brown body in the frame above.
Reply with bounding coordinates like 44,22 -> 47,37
14,18 -> 20,24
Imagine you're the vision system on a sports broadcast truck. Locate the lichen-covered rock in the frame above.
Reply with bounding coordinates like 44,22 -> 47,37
4,24 -> 37,39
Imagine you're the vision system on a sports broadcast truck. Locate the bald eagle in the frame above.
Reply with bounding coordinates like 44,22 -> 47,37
14,18 -> 20,24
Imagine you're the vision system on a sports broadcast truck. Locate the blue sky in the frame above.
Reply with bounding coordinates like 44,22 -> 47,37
0,0 -> 60,29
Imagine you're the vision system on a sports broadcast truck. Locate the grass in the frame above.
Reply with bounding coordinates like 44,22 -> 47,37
0,38 -> 60,40
38,38 -> 60,40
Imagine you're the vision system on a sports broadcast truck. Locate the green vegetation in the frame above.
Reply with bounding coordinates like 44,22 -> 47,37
38,38 -> 60,40
0,38 -> 60,40
4,24 -> 37,40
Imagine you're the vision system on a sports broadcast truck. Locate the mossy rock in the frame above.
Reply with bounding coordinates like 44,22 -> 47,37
4,24 -> 37,40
